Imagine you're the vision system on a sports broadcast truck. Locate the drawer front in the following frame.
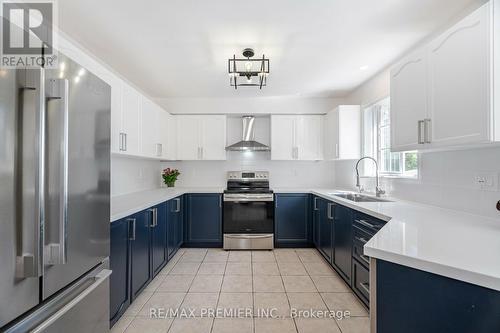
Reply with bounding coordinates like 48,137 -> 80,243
353,239 -> 370,269
353,212 -> 386,235
352,259 -> 370,307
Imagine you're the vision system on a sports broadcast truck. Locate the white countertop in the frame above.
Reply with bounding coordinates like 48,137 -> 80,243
111,186 -> 500,291
308,189 -> 500,292
111,187 -> 223,222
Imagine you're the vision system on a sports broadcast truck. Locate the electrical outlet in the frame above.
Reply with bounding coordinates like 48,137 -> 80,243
474,172 -> 498,191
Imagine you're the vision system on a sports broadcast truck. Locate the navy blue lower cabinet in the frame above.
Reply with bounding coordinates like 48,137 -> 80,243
318,198 -> 333,262
376,259 -> 500,333
167,196 -> 183,259
130,210 -> 151,300
332,202 -> 353,283
274,193 -> 312,247
185,193 -> 222,247
109,218 -> 131,326
150,202 -> 167,276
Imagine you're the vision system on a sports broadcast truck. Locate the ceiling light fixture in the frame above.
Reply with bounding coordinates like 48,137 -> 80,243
228,48 -> 269,89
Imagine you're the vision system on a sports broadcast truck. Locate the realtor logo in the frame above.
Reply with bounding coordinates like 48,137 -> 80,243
1,0 -> 57,67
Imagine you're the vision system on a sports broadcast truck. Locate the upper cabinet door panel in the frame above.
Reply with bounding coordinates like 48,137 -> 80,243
271,115 -> 296,160
201,115 -> 226,160
390,49 -> 428,152
176,116 -> 200,160
110,78 -> 123,154
161,111 -> 177,160
297,116 -> 323,160
324,106 -> 360,160
121,84 -> 141,155
140,98 -> 160,158
428,3 -> 491,146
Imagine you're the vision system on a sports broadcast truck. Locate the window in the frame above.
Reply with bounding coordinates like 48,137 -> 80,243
362,97 -> 418,178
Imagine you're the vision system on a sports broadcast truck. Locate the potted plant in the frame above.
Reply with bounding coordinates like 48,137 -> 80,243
162,168 -> 180,187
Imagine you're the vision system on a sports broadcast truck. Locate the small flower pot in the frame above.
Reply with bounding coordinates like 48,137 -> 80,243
166,182 -> 175,188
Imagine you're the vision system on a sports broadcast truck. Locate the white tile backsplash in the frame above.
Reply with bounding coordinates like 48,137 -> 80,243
162,153 -> 335,189
111,156 -> 162,196
334,146 -> 500,219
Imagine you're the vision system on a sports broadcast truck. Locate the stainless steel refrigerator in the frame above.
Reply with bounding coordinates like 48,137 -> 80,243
0,52 -> 111,332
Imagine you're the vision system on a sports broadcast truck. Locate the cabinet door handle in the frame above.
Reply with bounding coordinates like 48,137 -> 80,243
128,218 -> 136,240
156,143 -> 162,157
123,133 -> 127,151
327,203 -> 334,220
417,120 -> 425,144
335,143 -> 339,158
148,208 -> 158,227
355,236 -> 368,244
355,219 -> 380,230
424,118 -> 431,143
175,198 -> 181,212
314,197 -> 318,211
219,195 -> 222,208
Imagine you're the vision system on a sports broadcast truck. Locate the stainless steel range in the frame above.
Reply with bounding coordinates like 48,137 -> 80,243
223,171 -> 274,250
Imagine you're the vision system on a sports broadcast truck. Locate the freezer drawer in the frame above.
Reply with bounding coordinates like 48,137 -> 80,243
3,264 -> 111,333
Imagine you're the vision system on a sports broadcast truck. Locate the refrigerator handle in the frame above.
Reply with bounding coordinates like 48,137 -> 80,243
45,78 -> 69,265
17,68 -> 45,278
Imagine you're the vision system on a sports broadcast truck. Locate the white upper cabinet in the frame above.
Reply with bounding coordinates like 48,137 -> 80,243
176,115 -> 200,160
390,50 -> 428,152
428,3 -> 490,147
160,111 -> 177,160
176,115 -> 226,160
271,115 -> 324,160
119,83 -> 141,156
109,77 -> 123,154
271,115 -> 296,160
140,97 -> 160,158
391,1 -> 498,151
324,105 -> 361,160
296,115 -> 324,160
200,115 -> 227,160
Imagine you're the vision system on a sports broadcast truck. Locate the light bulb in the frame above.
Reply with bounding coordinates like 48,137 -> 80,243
245,61 -> 252,72
246,77 -> 252,84
74,76 -> 80,83
78,68 -> 86,76
59,62 -> 66,71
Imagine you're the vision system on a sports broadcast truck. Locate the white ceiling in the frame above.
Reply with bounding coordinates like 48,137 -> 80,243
58,0 -> 479,99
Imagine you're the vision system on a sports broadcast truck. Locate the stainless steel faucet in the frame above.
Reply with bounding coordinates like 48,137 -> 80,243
355,156 -> 386,197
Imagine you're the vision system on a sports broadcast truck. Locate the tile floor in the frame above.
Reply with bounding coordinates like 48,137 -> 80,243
112,248 -> 369,333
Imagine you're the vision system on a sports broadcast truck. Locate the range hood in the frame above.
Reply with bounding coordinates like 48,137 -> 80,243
225,116 -> 270,151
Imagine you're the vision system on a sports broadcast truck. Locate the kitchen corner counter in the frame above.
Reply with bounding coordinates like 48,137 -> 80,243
309,189 -> 500,292
111,187 -> 223,222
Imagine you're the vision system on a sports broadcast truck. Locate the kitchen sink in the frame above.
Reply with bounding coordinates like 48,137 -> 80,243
330,192 -> 393,203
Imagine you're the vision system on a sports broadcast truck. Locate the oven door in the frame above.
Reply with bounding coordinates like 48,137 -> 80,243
223,194 -> 274,234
